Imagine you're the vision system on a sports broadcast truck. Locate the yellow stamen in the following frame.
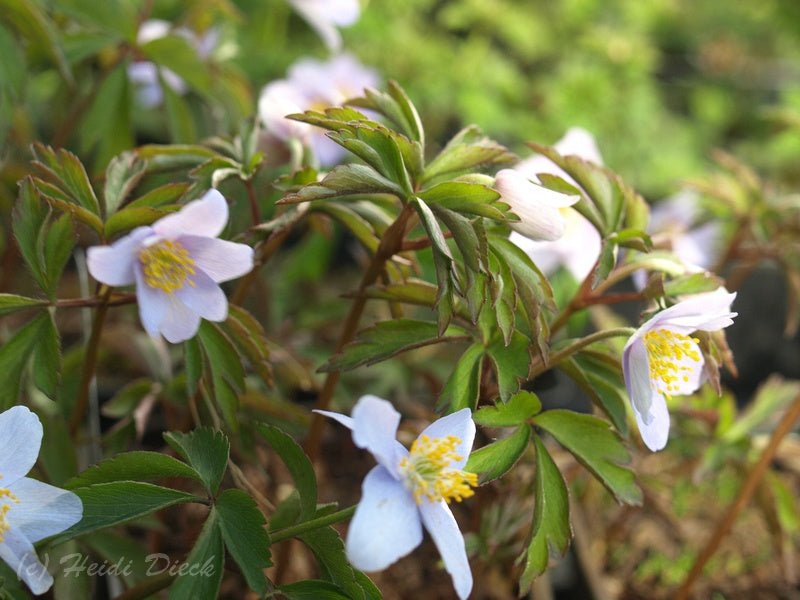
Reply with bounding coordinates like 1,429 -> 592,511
0,484 -> 20,543
139,240 -> 196,294
398,435 -> 478,505
644,328 -> 702,398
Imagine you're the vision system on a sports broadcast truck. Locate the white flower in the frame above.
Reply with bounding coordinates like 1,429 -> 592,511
317,396 -> 477,599
509,127 -> 603,281
0,406 -> 83,595
495,169 -> 580,242
648,190 -> 721,272
258,54 -> 379,166
622,289 -> 737,451
288,0 -> 361,51
87,190 -> 254,343
128,19 -> 217,108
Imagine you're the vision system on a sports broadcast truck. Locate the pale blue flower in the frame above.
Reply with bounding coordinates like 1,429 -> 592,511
622,289 -> 737,451
317,396 -> 477,599
0,406 -> 83,595
87,190 -> 254,343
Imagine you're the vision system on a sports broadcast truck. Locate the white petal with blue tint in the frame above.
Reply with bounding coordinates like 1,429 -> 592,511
6,478 -> 82,544
418,408 -> 476,471
351,396 -> 402,474
0,527 -> 53,596
0,407 -> 42,485
153,189 -> 228,239
419,500 -> 473,600
176,270 -> 227,322
345,466 -> 422,572
178,236 -> 254,283
87,227 -> 152,287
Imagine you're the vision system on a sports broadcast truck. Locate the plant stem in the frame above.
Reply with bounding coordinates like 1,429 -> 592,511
530,327 -> 635,377
69,286 -> 112,435
55,293 -> 136,308
245,178 -> 261,225
304,203 -> 416,460
269,505 -> 357,544
674,393 -> 800,600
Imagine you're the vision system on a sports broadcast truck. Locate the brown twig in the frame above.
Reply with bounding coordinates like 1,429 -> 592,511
244,179 -> 262,225
674,393 -> 800,600
54,293 -> 136,308
304,203 -> 416,461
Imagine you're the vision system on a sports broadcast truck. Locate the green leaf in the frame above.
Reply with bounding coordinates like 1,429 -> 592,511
593,240 -> 618,287
418,182 -> 506,220
104,151 -> 146,215
519,436 -> 571,590
55,0 -> 138,42
533,410 -> 642,505
0,23 -> 25,100
279,580 -> 351,600
168,509 -> 224,600
43,213 -> 75,291
324,319 -> 467,372
473,391 -> 542,427
31,311 -> 60,399
0,312 -> 50,409
216,489 -> 271,593
723,376 -> 800,442
79,63 -> 133,169
164,428 -> 230,495
65,451 -> 202,489
163,76 -> 197,143
102,378 -> 158,418
126,182 -> 189,209
32,143 -> 100,215
104,206 -> 175,239
257,424 -> 317,520
664,272 -> 725,297
53,482 -> 196,543
0,294 -> 47,316
137,144 -> 217,171
300,526 -> 369,600
223,306 -> 273,387
313,203 -> 380,253
423,126 -> 516,184
486,330 -> 531,402
430,206 -> 482,273
466,425 -> 530,484
558,352 -> 629,435
348,81 -> 424,145
82,532 -> 152,587
283,163 -> 405,203
439,342 -> 484,412
197,321 -> 245,430
141,35 -> 212,95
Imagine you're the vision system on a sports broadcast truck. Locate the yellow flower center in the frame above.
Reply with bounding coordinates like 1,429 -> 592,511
139,240 -> 196,294
0,483 -> 20,543
398,435 -> 478,505
644,328 -> 702,398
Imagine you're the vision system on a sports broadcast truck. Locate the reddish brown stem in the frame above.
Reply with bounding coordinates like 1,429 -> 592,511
675,393 -> 800,600
244,179 -> 261,225
55,293 -> 136,308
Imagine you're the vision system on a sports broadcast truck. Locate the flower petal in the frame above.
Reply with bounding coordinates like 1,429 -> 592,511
6,478 -> 82,543
177,236 -> 254,283
623,339 -> 671,451
418,500 -> 473,600
664,339 -> 705,396
345,466 -> 422,572
158,296 -> 202,343
649,289 -> 737,334
314,409 -> 354,431
634,389 -> 671,451
175,269 -> 227,322
134,265 -> 170,336
351,396 -> 402,475
0,526 -> 53,595
153,189 -> 229,239
0,406 -> 42,486
87,227 -> 152,287
418,409 -> 475,471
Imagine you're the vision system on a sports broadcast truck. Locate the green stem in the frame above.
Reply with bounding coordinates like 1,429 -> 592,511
531,327 -> 635,377
269,505 -> 357,544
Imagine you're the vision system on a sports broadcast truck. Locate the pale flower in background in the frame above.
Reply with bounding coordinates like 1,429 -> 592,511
317,396 -> 477,600
288,0 -> 361,52
87,190 -> 254,343
128,19 -> 218,108
509,127 -> 603,281
258,54 -> 379,166
0,406 -> 83,595
622,288 -> 737,451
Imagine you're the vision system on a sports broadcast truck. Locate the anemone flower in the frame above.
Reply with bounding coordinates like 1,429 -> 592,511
87,190 -> 254,343
622,289 -> 737,451
258,53 -> 379,166
317,396 -> 476,599
288,0 -> 361,52
0,406 -> 83,595
509,127 -> 603,281
495,169 -> 580,242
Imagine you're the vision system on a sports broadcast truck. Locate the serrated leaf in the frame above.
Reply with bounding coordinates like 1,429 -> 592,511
104,151 -> 146,215
279,580 -> 351,600
558,352 -> 628,435
322,319 -> 467,372
65,451 -> 201,489
258,424 -> 317,520
43,213 -> 75,292
466,424 -> 530,484
31,311 -> 60,399
0,294 -> 47,316
533,410 -> 642,505
137,144 -> 217,171
216,489 -> 271,593
32,143 -> 100,215
223,306 -> 273,387
283,163 -> 405,204
53,482 -> 197,543
519,436 -> 571,589
486,330 -> 531,402
664,272 -> 724,297
300,526 -> 368,600
197,321 -> 245,430
423,126 -> 516,183
126,182 -> 189,209
104,205 -> 175,239
473,391 -> 542,427
430,206 -> 482,273
168,508 -> 224,600
164,428 -> 229,495
0,312 -> 50,409
418,182 -> 505,220
439,342 -> 484,412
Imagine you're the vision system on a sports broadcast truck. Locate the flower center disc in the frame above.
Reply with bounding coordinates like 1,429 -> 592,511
398,435 -> 478,504
139,240 -> 196,294
644,328 -> 701,397
0,484 -> 19,543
